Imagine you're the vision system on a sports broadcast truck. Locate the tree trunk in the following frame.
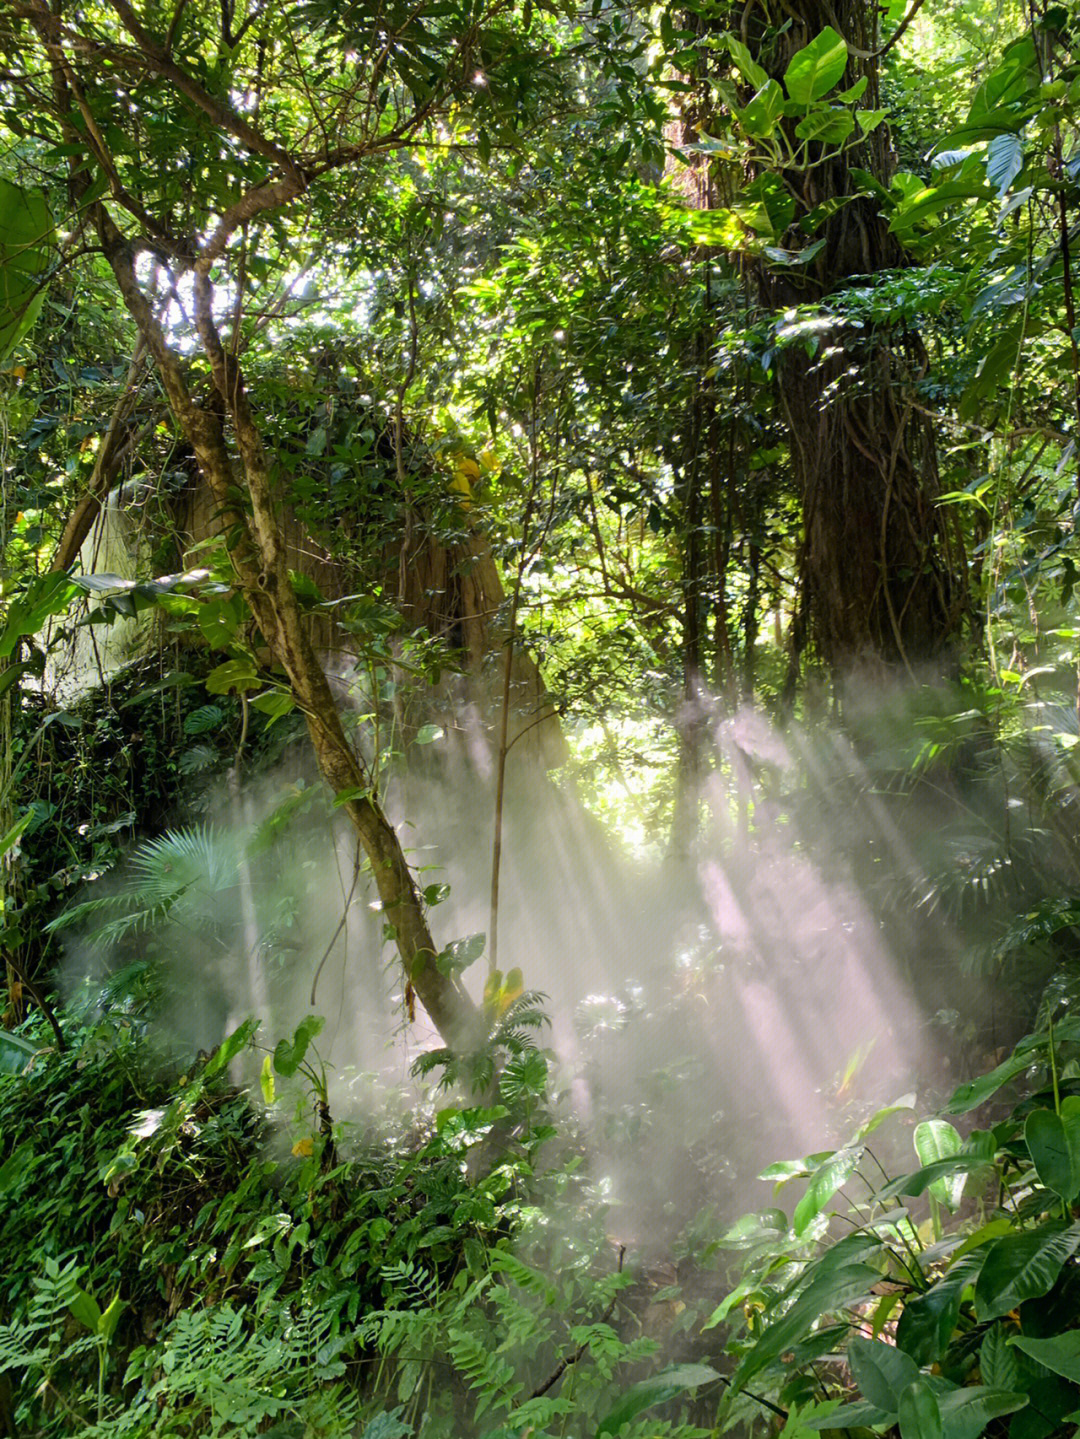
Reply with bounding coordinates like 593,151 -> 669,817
745,0 -> 967,682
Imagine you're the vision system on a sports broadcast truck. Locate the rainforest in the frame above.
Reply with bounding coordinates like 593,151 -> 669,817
1,0 -> 1080,1435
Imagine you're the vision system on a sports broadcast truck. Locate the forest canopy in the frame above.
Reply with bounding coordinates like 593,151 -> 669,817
2,0 -> 1080,1436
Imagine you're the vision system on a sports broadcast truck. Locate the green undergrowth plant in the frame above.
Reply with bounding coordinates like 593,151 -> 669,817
0,1006 -> 725,1438
710,1014 -> 1080,1438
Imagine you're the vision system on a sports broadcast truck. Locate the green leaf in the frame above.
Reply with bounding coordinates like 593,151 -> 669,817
899,1378 -> 944,1439
68,1287 -> 102,1334
896,1256 -> 983,1366
595,1363 -> 720,1436
980,1325 -> 1020,1392
205,658 -> 261,696
723,34 -> 767,89
0,807 -> 33,862
984,133 -> 1024,194
415,723 -> 444,744
260,1054 -> 276,1106
1009,1330 -> 1080,1382
793,1145 -> 864,1235
802,1399 -> 896,1429
0,178 -> 53,361
183,704 -> 224,736
915,1119 -> 965,1208
250,691 -> 295,723
730,1263 -> 881,1392
0,1141 -> 34,1192
737,79 -> 784,138
945,1048 -> 1035,1113
852,1095 -> 917,1142
974,1224 -> 1080,1322
794,107 -> 855,144
203,1018 -> 258,1079
274,1015 -> 325,1078
847,1336 -> 920,1411
98,1293 -> 124,1343
0,1029 -> 36,1076
784,27 -> 848,105
1026,1099 -> 1080,1201
0,573 -> 79,657
936,1385 -> 1027,1439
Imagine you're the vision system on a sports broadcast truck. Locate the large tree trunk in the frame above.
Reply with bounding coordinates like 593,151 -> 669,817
744,0 -> 968,682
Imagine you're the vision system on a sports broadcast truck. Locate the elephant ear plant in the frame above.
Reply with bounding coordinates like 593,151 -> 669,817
711,1018 -> 1080,1439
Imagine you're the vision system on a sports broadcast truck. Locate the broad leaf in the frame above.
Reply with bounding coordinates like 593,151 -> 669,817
980,1325 -> 1020,1391
0,178 -> 53,360
915,1120 -> 965,1209
896,1256 -> 983,1365
737,79 -> 784,139
0,1030 -> 36,1076
595,1363 -> 719,1436
936,1385 -> 1027,1439
793,1145 -> 864,1235
1009,1330 -> 1080,1383
847,1336 -> 920,1411
973,1224 -> 1080,1322
784,28 -> 848,105
730,1263 -> 881,1391
1025,1099 -> 1080,1201
984,133 -> 1024,195
899,1378 -> 944,1439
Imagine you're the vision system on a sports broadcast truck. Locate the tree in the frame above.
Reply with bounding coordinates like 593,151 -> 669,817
677,0 -> 971,683
0,0 -> 581,1046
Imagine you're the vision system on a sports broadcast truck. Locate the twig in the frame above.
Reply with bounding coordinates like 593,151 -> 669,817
531,1245 -> 625,1398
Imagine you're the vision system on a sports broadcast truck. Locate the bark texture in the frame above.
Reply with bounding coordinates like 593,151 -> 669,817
744,0 -> 968,681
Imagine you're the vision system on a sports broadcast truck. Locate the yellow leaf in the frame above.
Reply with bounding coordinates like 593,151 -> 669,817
291,1137 -> 314,1157
456,457 -> 481,480
479,448 -> 499,472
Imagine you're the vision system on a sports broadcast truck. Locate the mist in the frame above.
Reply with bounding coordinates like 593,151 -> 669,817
54,673 -> 1044,1252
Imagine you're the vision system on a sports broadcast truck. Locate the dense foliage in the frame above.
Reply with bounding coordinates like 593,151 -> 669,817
6,0 -> 1080,1434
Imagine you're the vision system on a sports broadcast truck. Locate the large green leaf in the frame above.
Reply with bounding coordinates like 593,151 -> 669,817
730,1263 -> 881,1392
944,1046 -> 1037,1114
1009,1330 -> 1080,1383
0,573 -> 80,658
915,1120 -> 965,1209
793,1145 -> 864,1235
0,179 -> 53,361
847,1336 -> 920,1411
974,1224 -> 1080,1322
595,1364 -> 719,1437
0,1030 -> 36,1076
784,27 -> 848,105
896,1256 -> 983,1365
899,1378 -> 944,1439
935,1385 -> 1027,1439
1025,1100 -> 1080,1201
737,79 -> 784,139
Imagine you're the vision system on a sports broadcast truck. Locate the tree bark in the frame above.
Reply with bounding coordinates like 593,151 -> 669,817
742,0 -> 967,682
